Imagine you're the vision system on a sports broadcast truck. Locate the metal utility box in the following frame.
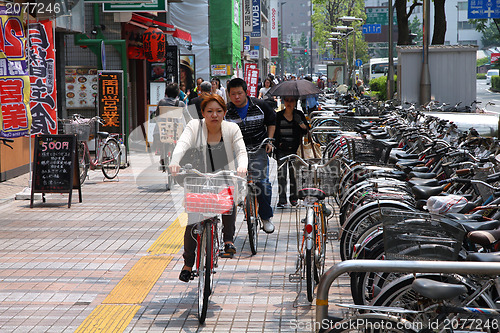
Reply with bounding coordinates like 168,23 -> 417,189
397,45 -> 477,106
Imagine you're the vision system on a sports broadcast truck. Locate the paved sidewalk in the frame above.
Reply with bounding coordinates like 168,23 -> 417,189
0,172 -> 31,205
0,151 -> 349,333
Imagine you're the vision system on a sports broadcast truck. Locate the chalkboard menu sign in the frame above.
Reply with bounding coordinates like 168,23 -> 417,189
30,134 -> 82,208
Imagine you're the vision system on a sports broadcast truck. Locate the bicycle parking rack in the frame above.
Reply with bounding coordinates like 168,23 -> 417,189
315,260 -> 500,333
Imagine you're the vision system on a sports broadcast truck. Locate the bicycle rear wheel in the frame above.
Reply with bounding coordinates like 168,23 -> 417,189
197,223 -> 212,324
245,189 -> 259,255
306,246 -> 314,302
101,139 -> 121,179
78,142 -> 89,185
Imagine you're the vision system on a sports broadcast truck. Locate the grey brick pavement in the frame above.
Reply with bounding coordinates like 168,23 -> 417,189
0,151 -> 350,332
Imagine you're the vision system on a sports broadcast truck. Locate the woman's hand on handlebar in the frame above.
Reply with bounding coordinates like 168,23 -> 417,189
169,164 -> 180,176
237,166 -> 247,178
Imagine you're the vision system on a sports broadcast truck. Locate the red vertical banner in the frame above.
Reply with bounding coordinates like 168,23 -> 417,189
244,63 -> 259,98
29,20 -> 57,135
0,6 -> 32,138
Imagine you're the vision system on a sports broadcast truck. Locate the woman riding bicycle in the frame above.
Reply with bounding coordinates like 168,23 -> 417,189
169,94 -> 248,282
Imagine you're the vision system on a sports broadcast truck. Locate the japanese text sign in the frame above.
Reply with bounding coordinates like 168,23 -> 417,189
244,63 -> 259,98
29,20 -> 57,136
98,71 -> 123,134
0,6 -> 32,138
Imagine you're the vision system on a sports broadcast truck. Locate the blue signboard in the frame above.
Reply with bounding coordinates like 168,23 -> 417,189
251,0 -> 261,37
468,0 -> 500,18
243,35 -> 250,51
355,59 -> 363,67
362,24 -> 382,34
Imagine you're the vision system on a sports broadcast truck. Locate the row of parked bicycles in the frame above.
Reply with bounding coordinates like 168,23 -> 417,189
284,92 -> 500,332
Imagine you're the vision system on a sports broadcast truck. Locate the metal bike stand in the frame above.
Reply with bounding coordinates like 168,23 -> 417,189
310,126 -> 342,133
316,260 -> 500,332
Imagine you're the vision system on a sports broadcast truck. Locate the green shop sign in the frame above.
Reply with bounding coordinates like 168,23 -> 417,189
84,0 -> 152,3
102,0 -> 166,12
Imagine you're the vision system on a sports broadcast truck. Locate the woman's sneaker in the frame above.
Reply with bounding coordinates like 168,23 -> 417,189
262,219 -> 275,233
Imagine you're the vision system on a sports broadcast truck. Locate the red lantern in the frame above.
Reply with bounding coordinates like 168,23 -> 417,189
143,26 -> 166,62
127,46 -> 145,59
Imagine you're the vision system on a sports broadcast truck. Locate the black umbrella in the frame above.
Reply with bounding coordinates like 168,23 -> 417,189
268,80 -> 321,97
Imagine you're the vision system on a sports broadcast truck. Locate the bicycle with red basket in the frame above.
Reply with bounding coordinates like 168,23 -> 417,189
179,164 -> 245,324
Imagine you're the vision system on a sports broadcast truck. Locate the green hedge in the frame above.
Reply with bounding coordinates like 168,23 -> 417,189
477,73 -> 486,79
492,75 -> 500,91
368,75 -> 397,101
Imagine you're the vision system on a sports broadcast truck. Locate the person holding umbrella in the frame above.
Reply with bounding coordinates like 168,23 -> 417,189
274,96 -> 309,208
267,79 -> 318,207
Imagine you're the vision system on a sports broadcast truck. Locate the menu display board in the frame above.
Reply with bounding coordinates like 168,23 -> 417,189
31,134 -> 82,208
65,67 -> 98,109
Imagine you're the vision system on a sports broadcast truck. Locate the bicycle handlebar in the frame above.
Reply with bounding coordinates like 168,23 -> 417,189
246,137 -> 275,154
178,164 -> 246,182
279,154 -> 339,169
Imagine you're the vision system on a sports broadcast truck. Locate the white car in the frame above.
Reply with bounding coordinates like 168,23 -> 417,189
486,69 -> 499,85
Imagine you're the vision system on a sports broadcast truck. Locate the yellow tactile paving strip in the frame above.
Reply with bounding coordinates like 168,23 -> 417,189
148,212 -> 187,255
103,256 -> 173,304
75,213 -> 186,333
74,305 -> 140,333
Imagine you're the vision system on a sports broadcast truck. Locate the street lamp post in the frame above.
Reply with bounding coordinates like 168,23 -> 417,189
280,1 -> 287,76
339,16 -> 363,87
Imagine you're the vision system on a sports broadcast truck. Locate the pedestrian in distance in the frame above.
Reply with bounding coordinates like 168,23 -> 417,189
226,78 -> 276,233
188,81 -> 212,119
258,78 -> 273,99
211,77 -> 226,103
153,83 -> 190,174
169,94 -> 248,282
274,96 -> 309,208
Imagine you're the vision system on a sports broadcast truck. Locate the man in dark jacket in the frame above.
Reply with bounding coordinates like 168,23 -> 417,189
226,78 -> 276,233
188,81 -> 212,119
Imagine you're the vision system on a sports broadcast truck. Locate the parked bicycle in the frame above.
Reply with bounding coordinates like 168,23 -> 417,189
244,137 -> 275,255
178,165 -> 245,324
282,153 -> 337,302
62,115 -> 121,184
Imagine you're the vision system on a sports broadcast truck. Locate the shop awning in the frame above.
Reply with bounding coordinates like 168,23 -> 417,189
131,13 -> 192,43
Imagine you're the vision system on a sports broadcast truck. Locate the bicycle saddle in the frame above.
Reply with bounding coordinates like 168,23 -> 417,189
409,171 -> 437,179
466,252 -> 500,262
298,188 -> 326,201
409,166 -> 430,173
467,228 -> 500,247
408,178 -> 439,187
412,278 -> 467,300
97,131 -> 109,138
396,152 -> 419,160
460,220 -> 500,232
411,185 -> 445,200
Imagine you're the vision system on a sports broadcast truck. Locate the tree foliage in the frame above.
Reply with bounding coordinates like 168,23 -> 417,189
472,19 -> 500,48
312,0 -> 368,64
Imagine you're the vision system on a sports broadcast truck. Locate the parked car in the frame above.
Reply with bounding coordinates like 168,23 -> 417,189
486,69 -> 499,85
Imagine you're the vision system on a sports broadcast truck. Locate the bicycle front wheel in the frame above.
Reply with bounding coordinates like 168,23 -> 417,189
245,190 -> 259,255
101,139 -> 121,179
198,222 -> 212,324
314,204 -> 327,284
78,142 -> 90,185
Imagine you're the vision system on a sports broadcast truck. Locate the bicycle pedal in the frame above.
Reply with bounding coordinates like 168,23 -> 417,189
300,218 -> 306,224
328,231 -> 339,241
289,273 -> 302,283
220,252 -> 234,259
